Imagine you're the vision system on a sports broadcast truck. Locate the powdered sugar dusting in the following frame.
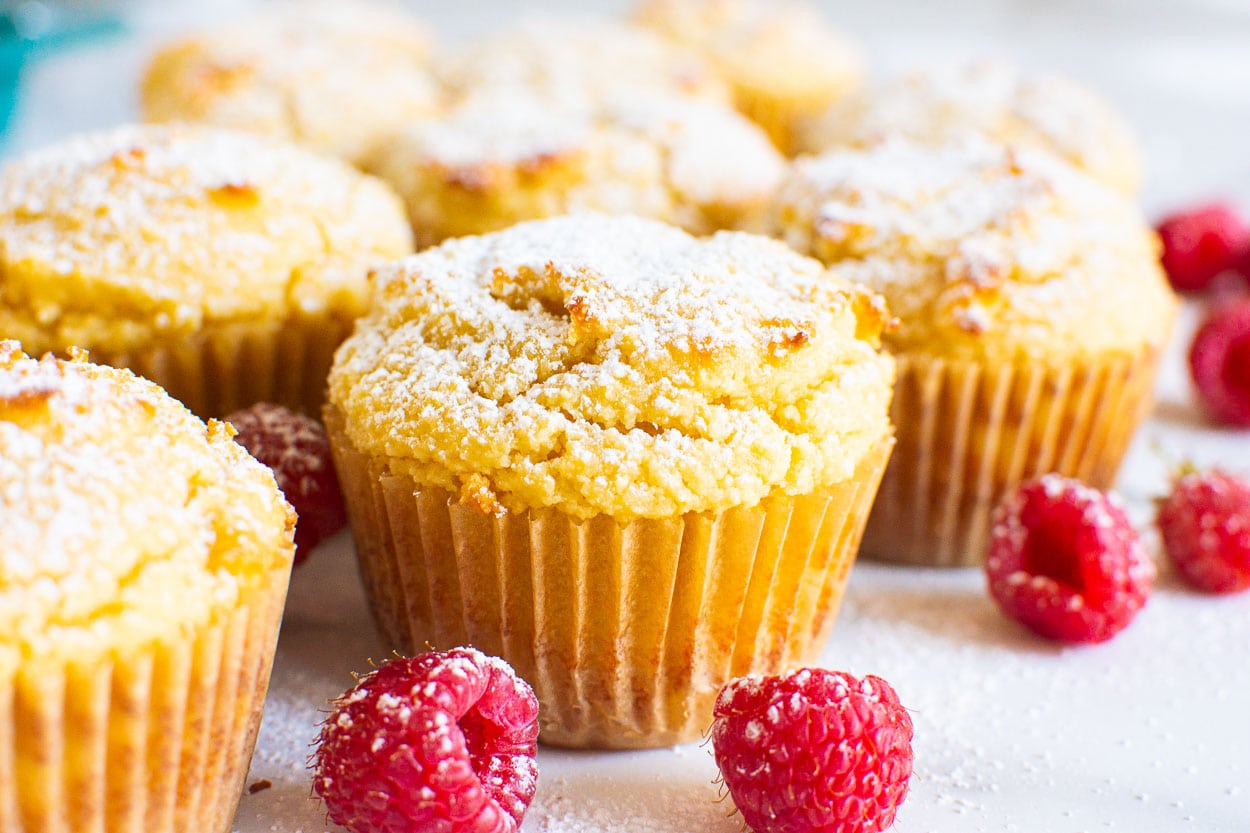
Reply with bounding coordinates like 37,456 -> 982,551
772,135 -> 1175,360
800,60 -> 1141,194
0,122 -> 411,336
330,213 -> 894,521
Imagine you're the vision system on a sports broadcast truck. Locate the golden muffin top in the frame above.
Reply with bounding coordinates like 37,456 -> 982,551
796,61 -> 1141,195
634,0 -> 863,153
0,343 -> 294,669
368,91 -> 786,248
438,17 -> 729,107
771,138 -> 1176,362
141,0 -> 440,164
0,123 -> 413,355
329,214 -> 894,521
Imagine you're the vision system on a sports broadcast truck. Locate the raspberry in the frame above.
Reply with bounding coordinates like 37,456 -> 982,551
1235,245 -> 1250,285
1188,300 -> 1250,427
985,475 -> 1154,643
1157,469 -> 1250,594
313,648 -> 539,833
710,669 -> 913,833
1156,202 -> 1249,293
226,402 -> 347,562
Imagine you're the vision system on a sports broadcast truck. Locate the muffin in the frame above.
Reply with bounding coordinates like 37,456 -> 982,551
325,214 -> 895,748
0,342 -> 294,833
771,138 -> 1177,566
0,122 -> 413,417
437,16 -> 729,109
367,91 -> 785,248
634,0 -> 863,155
141,0 -> 440,165
796,61 -> 1142,196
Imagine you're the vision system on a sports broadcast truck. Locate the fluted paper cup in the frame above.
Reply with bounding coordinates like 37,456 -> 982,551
861,346 -> 1163,567
89,313 -> 354,418
328,408 -> 892,749
0,572 -> 287,833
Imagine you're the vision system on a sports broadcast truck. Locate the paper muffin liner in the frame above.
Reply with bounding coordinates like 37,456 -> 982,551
861,345 -> 1163,568
0,574 -> 288,833
327,408 -> 892,748
88,313 -> 355,418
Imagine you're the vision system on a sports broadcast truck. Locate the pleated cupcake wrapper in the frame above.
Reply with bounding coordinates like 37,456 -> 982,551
861,346 -> 1163,568
327,408 -> 892,748
88,313 -> 353,418
0,583 -> 286,833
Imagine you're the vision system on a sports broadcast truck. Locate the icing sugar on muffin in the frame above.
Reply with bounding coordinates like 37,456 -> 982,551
367,91 -> 785,248
325,214 -> 895,747
141,0 -> 440,165
796,61 -> 1142,195
771,137 -> 1176,564
0,342 -> 294,833
0,122 -> 412,416
634,0 -> 864,155
438,16 -> 729,108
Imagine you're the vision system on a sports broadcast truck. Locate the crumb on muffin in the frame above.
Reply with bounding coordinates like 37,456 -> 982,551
770,137 -> 1174,362
328,214 -> 894,521
141,0 -> 440,164
0,341 -> 294,669
368,91 -> 786,248
795,61 -> 1142,195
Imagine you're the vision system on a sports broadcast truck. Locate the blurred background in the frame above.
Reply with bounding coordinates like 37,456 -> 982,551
2,0 -> 1249,214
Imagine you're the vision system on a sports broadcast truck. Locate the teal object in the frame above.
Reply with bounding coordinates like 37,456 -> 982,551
0,3 -> 123,148
0,15 -> 22,139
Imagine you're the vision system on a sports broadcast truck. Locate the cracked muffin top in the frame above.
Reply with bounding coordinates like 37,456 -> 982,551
770,137 -> 1176,362
796,61 -> 1141,196
0,123 -> 412,355
0,342 -> 294,668
140,0 -> 440,164
327,214 -> 894,521
367,90 -> 786,248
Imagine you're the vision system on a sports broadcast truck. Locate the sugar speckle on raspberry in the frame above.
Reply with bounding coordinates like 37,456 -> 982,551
1157,469 -> 1250,594
710,667 -> 913,833
985,474 -> 1154,643
226,402 -> 347,563
1155,202 -> 1249,293
312,647 -> 540,833
1188,300 -> 1250,428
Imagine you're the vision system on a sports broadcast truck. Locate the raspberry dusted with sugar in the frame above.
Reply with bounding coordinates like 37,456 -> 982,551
710,669 -> 913,833
986,475 -> 1154,643
313,648 -> 539,833
226,402 -> 346,562
1189,300 -> 1250,427
1156,202 -> 1249,293
1158,469 -> 1250,594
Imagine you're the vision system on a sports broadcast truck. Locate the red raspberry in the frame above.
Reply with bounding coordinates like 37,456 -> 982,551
986,475 -> 1154,643
1156,202 -> 1249,293
710,668 -> 913,833
1188,300 -> 1250,427
1235,244 -> 1250,285
226,402 -> 347,563
313,648 -> 539,833
1157,469 -> 1250,594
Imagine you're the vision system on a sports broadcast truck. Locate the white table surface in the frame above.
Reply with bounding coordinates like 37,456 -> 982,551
6,2 -> 1250,832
